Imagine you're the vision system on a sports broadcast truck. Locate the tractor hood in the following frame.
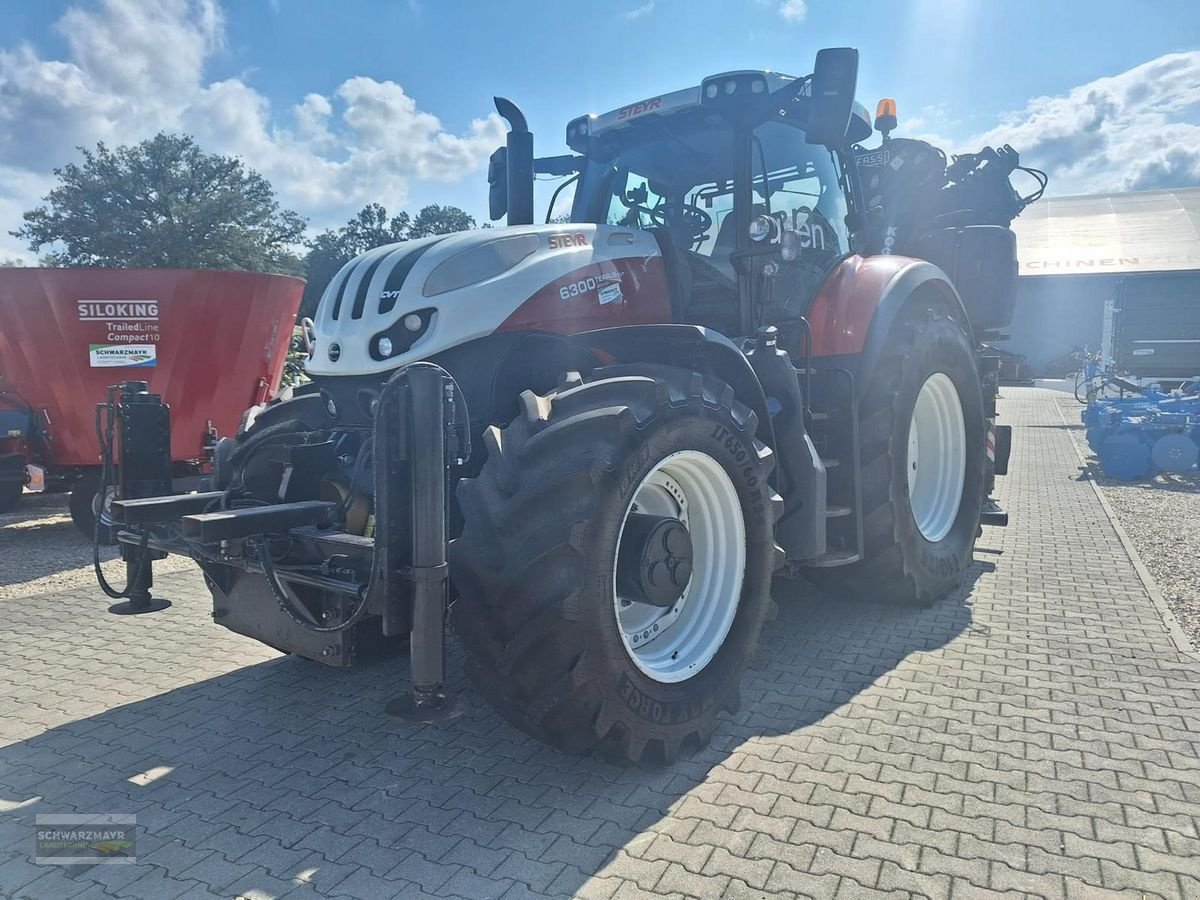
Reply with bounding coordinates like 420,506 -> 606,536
305,223 -> 667,377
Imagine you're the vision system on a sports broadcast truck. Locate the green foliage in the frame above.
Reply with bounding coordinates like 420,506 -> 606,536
280,325 -> 312,389
300,202 -> 476,318
408,204 -> 475,238
12,133 -> 306,273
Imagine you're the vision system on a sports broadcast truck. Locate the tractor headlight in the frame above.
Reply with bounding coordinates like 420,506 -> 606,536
369,307 -> 436,362
749,214 -> 775,242
422,234 -> 539,297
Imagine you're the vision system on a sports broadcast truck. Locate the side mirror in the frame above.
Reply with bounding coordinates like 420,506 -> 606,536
805,47 -> 859,148
488,146 -> 508,221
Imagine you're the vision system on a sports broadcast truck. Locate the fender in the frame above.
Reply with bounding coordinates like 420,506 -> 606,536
807,254 -> 969,395
434,330 -> 598,431
571,325 -> 775,449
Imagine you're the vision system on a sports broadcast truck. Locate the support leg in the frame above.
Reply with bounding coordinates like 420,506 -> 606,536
384,365 -> 459,723
108,548 -> 171,615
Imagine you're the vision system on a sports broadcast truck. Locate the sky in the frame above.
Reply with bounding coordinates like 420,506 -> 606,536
0,0 -> 1198,262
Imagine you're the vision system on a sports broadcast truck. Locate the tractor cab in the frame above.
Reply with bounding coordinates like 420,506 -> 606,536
490,52 -> 872,342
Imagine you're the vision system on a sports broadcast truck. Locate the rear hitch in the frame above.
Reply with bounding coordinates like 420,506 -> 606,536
101,364 -> 471,717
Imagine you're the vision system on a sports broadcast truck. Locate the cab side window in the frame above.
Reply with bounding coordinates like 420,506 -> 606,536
752,121 -> 850,257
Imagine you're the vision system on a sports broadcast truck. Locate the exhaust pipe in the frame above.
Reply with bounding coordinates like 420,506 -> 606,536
494,97 -> 534,226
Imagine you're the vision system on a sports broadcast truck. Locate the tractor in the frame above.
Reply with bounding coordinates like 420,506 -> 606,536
99,49 -> 1041,763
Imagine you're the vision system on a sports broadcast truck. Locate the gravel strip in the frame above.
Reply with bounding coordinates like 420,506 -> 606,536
0,491 -> 194,601
1053,391 -> 1200,652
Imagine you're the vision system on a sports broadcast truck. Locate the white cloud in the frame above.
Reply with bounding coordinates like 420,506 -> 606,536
0,0 -> 504,259
931,52 -> 1200,196
292,93 -> 336,150
58,0 -> 223,96
622,2 -> 655,20
900,103 -> 955,140
0,166 -> 55,262
779,0 -> 807,23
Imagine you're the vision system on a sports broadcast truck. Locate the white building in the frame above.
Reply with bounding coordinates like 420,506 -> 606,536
1001,188 -> 1200,377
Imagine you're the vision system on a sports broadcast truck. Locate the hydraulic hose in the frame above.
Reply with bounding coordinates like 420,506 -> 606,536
92,395 -> 150,600
254,537 -> 371,633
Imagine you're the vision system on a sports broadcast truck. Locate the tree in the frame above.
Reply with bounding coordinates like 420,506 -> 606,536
12,133 -> 305,274
408,204 -> 475,238
300,202 -> 476,317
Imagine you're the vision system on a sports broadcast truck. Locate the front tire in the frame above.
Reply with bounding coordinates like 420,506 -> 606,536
449,367 -> 781,763
808,304 -> 985,606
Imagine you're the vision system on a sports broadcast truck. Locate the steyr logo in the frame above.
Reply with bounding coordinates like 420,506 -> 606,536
548,233 -> 588,250
617,98 -> 662,120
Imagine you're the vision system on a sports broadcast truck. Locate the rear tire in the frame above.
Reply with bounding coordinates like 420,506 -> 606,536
807,305 -> 985,606
449,366 -> 781,763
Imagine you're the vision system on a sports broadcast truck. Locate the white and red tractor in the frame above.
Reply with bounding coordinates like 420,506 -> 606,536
101,49 -> 1040,763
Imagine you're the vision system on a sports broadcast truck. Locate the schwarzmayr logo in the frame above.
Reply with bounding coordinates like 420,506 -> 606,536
88,344 -> 157,368
35,814 -> 137,864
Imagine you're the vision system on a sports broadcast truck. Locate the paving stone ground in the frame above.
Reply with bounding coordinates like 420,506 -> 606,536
1,386 -> 1198,900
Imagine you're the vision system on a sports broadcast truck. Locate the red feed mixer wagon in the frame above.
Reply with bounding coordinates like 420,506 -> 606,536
0,268 -> 304,532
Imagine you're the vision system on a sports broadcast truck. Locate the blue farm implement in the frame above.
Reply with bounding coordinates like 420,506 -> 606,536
1080,365 -> 1200,480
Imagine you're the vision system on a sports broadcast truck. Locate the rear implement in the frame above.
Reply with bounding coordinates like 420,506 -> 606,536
0,268 -> 301,528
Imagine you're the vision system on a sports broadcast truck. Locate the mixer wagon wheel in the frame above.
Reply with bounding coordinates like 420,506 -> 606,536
806,305 -> 986,607
69,469 -> 115,543
449,366 -> 781,764
0,479 -> 20,514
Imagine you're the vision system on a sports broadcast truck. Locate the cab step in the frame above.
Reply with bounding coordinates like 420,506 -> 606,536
980,498 -> 1009,527
802,364 -> 863,570
806,550 -> 861,567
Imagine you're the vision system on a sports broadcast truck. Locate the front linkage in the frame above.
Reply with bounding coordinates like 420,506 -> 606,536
98,365 -> 469,718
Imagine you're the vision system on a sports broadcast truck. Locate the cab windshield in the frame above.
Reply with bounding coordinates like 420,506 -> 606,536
570,114 -> 849,264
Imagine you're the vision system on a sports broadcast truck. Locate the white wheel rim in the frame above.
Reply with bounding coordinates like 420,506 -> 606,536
907,372 -> 966,542
613,450 -> 745,684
